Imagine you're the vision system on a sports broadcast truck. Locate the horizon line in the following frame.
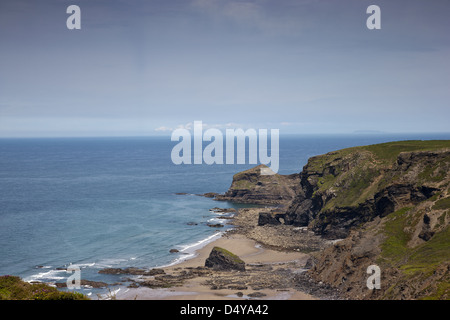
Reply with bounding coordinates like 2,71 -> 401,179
1,132 -> 450,139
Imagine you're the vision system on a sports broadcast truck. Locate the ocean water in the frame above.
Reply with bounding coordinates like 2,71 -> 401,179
1,133 -> 449,297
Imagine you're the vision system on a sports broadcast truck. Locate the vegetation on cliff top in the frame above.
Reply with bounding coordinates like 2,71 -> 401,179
0,275 -> 88,300
308,140 -> 450,209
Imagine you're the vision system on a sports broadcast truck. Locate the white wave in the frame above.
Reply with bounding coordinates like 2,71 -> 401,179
24,269 -> 68,283
159,232 -> 224,268
71,262 -> 96,268
179,232 -> 223,253
207,217 -> 226,223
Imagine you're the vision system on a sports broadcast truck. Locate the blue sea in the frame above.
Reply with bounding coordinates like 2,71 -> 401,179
1,133 -> 449,297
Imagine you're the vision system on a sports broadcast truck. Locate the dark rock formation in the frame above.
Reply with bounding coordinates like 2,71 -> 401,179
257,211 -> 281,226
210,207 -> 237,214
283,147 -> 450,239
290,141 -> 450,300
215,164 -> 300,205
201,192 -> 220,198
207,223 -> 224,228
98,267 -> 165,276
55,279 -> 108,288
418,213 -> 435,241
205,247 -> 246,271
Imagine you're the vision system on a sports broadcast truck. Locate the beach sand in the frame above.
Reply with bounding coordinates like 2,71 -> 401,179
115,209 -> 320,300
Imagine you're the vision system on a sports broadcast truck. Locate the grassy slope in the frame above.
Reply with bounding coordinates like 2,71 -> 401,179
308,140 -> 450,299
310,140 -> 450,209
378,206 -> 449,299
0,275 -> 88,300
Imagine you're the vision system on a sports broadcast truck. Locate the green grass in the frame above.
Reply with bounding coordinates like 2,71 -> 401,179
403,226 -> 450,275
379,207 -> 450,273
362,140 -> 450,164
0,275 -> 88,300
432,197 -> 450,210
378,207 -> 450,299
308,139 -> 450,215
213,247 -> 245,265
420,281 -> 450,300
379,207 -> 412,264
418,156 -> 450,183
309,140 -> 449,171
232,179 -> 255,190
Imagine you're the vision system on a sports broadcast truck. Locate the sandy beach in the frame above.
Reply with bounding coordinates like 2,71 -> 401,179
114,208 -> 332,300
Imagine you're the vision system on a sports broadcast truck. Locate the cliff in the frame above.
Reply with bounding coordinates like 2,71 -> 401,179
283,140 -> 450,239
222,140 -> 450,299
215,164 -> 300,206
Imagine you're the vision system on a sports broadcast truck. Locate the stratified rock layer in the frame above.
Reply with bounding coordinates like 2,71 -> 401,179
215,164 -> 300,205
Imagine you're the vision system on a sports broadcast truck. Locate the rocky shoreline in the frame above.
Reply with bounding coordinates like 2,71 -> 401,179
94,207 -> 342,300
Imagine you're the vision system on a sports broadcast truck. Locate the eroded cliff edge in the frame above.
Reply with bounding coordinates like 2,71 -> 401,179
218,140 -> 450,299
214,164 -> 301,206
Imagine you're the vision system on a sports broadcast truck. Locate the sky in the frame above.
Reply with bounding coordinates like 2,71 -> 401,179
0,0 -> 449,137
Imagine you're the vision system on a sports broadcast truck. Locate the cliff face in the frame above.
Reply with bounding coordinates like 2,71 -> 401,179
283,141 -> 450,299
283,141 -> 450,239
222,140 -> 450,299
215,164 -> 300,206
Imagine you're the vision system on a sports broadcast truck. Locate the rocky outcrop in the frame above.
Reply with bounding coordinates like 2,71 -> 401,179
226,140 -> 450,299
205,247 -> 246,271
55,279 -> 108,289
98,267 -> 165,276
287,141 -> 450,300
215,164 -> 300,205
257,211 -> 282,226
283,145 -> 450,239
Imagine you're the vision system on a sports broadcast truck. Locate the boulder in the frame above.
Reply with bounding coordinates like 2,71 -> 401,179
257,211 -> 281,226
207,223 -> 224,228
98,267 -> 165,276
205,247 -> 245,271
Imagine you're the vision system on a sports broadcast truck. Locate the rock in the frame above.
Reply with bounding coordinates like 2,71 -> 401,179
248,292 -> 267,298
170,249 -> 179,253
146,268 -> 166,276
123,267 -> 149,275
210,207 -> 237,214
304,256 -> 318,269
127,282 -> 139,288
257,211 -> 281,226
98,268 -> 124,275
201,192 -> 219,198
207,223 -> 224,228
214,164 -> 300,205
55,279 -> 108,288
418,213 -> 435,241
227,284 -> 248,290
284,146 -> 449,239
98,267 -> 164,276
205,247 -> 246,271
